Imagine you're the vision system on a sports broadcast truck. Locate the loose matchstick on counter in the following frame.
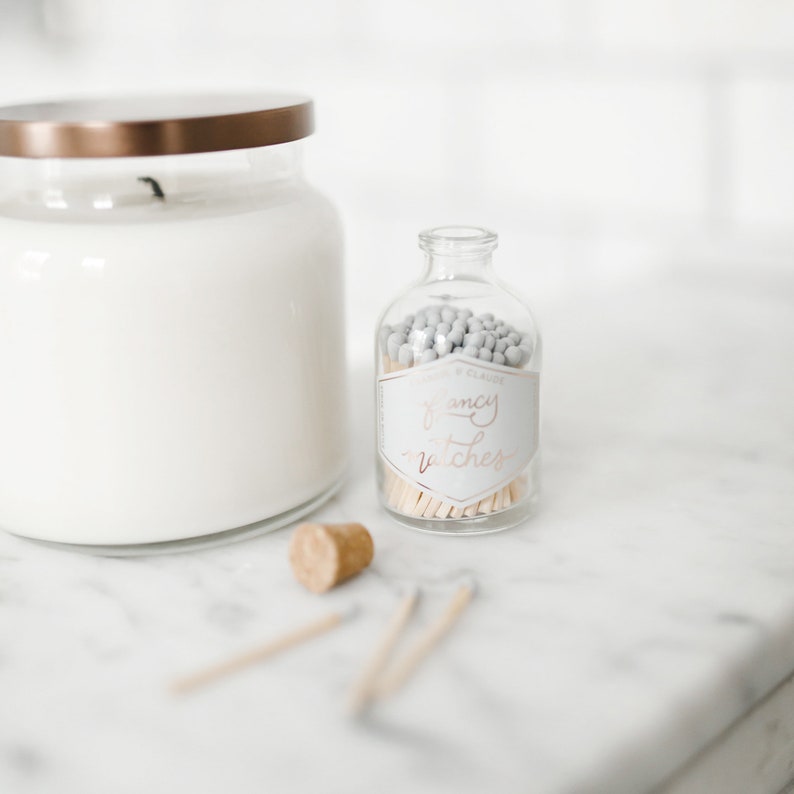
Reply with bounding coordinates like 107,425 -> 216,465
371,580 -> 476,701
170,605 -> 358,695
171,521 -> 373,695
347,587 -> 420,715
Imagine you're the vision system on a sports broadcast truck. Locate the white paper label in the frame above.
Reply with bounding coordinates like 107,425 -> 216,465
378,357 -> 539,507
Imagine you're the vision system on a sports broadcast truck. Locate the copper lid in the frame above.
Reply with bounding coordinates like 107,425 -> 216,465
0,94 -> 314,159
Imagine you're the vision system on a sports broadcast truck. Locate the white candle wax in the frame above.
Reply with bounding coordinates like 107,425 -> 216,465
0,159 -> 347,546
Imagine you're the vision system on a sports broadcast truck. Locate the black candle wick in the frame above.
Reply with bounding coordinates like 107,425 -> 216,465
137,176 -> 165,200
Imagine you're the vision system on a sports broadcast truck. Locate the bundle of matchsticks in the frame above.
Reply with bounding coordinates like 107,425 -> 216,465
381,354 -> 526,519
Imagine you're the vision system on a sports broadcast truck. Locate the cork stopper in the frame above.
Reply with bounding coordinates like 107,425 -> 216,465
289,522 -> 374,593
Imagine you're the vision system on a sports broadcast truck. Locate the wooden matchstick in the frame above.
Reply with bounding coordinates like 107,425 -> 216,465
477,493 -> 494,514
385,475 -> 526,521
400,483 -> 422,514
434,501 -> 453,519
347,589 -> 420,715
372,583 -> 475,699
171,608 -> 354,695
387,475 -> 407,506
413,491 -> 433,516
463,502 -> 479,517
509,479 -> 523,502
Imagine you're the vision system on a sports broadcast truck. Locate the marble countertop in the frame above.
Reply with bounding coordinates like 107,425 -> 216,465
2,264 -> 793,794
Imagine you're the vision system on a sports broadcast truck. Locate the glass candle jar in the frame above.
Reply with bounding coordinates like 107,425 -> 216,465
0,95 -> 346,551
375,226 -> 541,534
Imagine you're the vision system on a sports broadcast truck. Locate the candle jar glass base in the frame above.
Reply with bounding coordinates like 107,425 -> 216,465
12,474 -> 345,557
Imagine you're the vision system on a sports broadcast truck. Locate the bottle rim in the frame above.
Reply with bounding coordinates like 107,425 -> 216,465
418,225 -> 498,255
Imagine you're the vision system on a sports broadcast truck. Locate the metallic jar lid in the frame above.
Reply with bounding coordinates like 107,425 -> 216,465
0,94 -> 314,159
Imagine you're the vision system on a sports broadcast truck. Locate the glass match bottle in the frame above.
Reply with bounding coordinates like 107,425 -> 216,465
375,226 -> 541,535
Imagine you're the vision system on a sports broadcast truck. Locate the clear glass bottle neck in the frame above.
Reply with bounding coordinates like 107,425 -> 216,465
418,226 -> 498,283
422,251 -> 495,282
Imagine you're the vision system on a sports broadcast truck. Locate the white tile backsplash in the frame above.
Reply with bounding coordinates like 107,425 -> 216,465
366,0 -> 568,47
729,78 -> 794,227
310,73 -> 451,191
481,72 -> 710,217
2,0 -> 794,284
592,0 -> 794,58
